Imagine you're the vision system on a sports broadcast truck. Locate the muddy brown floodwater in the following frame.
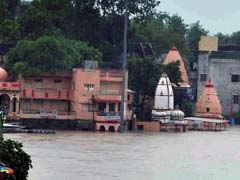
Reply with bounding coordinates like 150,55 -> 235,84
4,127 -> 240,180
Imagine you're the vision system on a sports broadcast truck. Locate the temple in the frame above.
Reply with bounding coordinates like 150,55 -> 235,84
194,79 -> 223,119
163,45 -> 191,107
185,80 -> 227,131
136,73 -> 188,132
163,45 -> 190,88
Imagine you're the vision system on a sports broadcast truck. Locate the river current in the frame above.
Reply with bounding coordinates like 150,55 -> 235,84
4,127 -> 240,180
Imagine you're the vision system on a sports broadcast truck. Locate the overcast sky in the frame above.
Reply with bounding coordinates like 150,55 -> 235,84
159,0 -> 240,35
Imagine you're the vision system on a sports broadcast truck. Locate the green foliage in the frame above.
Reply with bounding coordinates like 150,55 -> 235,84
181,100 -> 194,117
0,0 -> 20,43
131,13 -> 189,55
233,110 -> 240,120
163,60 -> 182,85
5,36 -> 102,76
0,139 -> 32,180
187,21 -> 208,50
128,55 -> 162,99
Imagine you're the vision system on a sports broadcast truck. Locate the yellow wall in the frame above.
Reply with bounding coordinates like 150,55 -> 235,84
198,36 -> 218,51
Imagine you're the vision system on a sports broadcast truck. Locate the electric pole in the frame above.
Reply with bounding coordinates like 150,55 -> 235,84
120,0 -> 128,133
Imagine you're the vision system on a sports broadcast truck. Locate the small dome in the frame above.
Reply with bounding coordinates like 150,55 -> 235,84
0,67 -> 7,81
152,110 -> 167,117
171,110 -> 185,120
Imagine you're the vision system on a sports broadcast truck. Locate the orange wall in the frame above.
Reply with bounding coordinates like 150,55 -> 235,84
136,122 -> 161,132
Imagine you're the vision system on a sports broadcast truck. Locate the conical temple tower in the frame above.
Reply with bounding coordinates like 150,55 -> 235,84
153,73 -> 174,111
195,80 -> 223,119
163,45 -> 190,88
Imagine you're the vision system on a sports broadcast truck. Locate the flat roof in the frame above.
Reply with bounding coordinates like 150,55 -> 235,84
184,117 -> 228,123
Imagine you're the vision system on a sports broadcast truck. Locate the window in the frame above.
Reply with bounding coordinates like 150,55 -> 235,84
84,84 -> 94,91
109,103 -> 116,114
200,74 -> 207,82
231,75 -> 239,82
233,95 -> 239,104
54,79 -> 62,88
98,103 -> 106,115
34,78 -> 42,88
82,104 -> 93,112
127,94 -> 130,101
206,107 -> 210,112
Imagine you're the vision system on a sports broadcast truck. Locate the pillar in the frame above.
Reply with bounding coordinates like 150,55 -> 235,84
106,102 -> 109,112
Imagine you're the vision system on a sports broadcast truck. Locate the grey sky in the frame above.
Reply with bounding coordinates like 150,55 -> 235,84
159,0 -> 240,35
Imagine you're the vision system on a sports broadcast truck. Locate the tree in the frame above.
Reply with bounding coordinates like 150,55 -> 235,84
4,36 -> 102,77
128,55 -> 162,120
0,139 -> 32,180
187,21 -> 208,50
181,100 -> 194,117
0,0 -> 20,43
163,60 -> 182,85
131,13 -> 190,57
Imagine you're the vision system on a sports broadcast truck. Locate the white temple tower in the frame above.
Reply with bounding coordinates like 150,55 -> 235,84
153,73 -> 174,110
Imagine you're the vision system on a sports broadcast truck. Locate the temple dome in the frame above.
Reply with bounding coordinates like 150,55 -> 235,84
152,110 -> 167,117
171,110 -> 185,120
194,80 -> 223,119
163,45 -> 190,88
0,67 -> 7,81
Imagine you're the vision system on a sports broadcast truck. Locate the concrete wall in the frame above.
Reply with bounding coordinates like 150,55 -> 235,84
198,52 -> 240,115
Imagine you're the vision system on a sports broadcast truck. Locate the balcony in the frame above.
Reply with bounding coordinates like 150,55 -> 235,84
100,71 -> 122,82
20,109 -> 76,120
100,89 -> 121,95
95,111 -> 120,122
0,82 -> 19,91
21,88 -> 72,100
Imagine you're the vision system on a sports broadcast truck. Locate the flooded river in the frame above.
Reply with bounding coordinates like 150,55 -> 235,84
4,127 -> 240,180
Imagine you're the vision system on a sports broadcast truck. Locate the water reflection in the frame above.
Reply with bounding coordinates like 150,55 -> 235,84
5,127 -> 240,180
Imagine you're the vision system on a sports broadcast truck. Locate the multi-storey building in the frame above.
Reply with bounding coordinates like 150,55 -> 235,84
197,36 -> 240,117
0,62 -> 133,132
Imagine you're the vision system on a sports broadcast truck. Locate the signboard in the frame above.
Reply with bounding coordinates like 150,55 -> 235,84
106,115 -> 121,122
40,110 -> 57,119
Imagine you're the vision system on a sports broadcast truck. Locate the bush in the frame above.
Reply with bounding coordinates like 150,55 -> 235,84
182,100 -> 194,117
0,139 -> 32,180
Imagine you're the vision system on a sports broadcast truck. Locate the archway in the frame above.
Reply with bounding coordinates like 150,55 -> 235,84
109,126 -> 115,132
0,94 -> 10,113
99,125 -> 105,132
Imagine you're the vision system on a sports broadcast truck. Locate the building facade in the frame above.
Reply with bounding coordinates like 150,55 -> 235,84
0,63 -> 133,132
197,37 -> 240,116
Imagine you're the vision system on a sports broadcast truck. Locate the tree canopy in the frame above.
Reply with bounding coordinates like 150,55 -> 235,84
4,36 -> 102,76
0,139 -> 32,180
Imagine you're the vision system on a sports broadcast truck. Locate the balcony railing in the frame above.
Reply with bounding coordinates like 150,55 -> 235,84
100,71 -> 122,78
100,89 -> 121,95
0,82 -> 19,91
97,111 -> 120,116
21,88 -> 72,100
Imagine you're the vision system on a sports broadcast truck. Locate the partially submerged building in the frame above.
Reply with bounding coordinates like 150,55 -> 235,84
163,45 -> 191,106
197,36 -> 240,116
136,73 -> 188,132
0,61 -> 133,132
185,80 -> 227,131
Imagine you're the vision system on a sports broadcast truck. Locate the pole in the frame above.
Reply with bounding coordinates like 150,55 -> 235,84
92,95 -> 95,131
120,0 -> 128,133
0,114 -> 2,140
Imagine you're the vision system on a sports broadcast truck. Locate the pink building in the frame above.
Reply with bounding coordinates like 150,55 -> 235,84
0,63 -> 133,132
